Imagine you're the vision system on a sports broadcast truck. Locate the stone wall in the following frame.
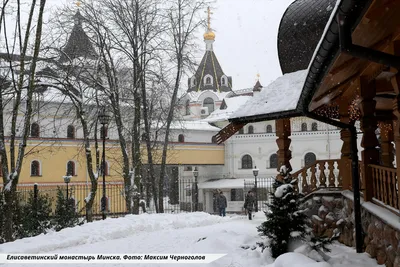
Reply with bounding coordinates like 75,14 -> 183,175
303,191 -> 400,267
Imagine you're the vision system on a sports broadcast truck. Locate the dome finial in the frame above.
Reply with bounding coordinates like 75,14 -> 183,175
203,7 -> 215,41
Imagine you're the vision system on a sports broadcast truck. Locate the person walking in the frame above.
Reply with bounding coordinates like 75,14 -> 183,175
217,191 -> 227,217
244,190 -> 256,220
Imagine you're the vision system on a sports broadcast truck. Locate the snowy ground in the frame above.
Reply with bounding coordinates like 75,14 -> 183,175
0,212 -> 383,267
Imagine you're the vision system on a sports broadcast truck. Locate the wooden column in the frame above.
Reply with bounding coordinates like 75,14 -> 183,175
359,77 -> 380,201
339,100 -> 352,190
391,41 -> 400,210
379,120 -> 394,167
275,118 -> 292,178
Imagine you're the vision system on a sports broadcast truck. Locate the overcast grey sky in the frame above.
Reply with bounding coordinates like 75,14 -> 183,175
208,0 -> 294,89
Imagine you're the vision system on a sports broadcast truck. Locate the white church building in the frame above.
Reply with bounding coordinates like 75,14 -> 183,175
175,5 -> 362,214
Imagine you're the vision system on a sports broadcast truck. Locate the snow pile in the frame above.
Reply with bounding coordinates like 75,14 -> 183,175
0,213 -> 230,254
0,212 -> 384,267
230,69 -> 307,119
274,184 -> 293,198
267,252 -> 332,267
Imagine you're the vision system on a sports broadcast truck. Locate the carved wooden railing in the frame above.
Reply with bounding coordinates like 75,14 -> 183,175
370,164 -> 399,210
292,159 -> 341,195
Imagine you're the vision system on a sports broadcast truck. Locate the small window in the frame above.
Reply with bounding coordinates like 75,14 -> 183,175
100,125 -> 108,139
203,97 -> 215,113
212,136 -> 217,143
30,123 -> 40,137
184,166 -> 193,171
248,125 -> 254,134
206,77 -> 211,84
266,125 -> 272,133
301,123 -> 307,131
269,154 -> 278,169
304,152 -> 317,167
221,77 -> 226,85
231,189 -> 244,201
241,154 -> 253,169
178,134 -> 185,142
185,100 -> 190,115
67,161 -> 76,176
312,122 -> 318,131
31,160 -> 41,176
238,128 -> 244,134
67,125 -> 75,139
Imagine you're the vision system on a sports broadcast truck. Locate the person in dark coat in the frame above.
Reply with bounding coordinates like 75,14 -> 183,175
217,191 -> 227,217
244,191 -> 256,220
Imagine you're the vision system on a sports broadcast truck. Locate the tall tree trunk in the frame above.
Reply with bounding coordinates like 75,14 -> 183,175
132,89 -> 143,214
3,0 -> 46,241
159,58 -> 182,213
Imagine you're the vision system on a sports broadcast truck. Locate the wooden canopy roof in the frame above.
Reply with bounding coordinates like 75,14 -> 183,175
304,0 -> 400,119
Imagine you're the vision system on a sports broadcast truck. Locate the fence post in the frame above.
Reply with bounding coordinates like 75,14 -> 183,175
33,183 -> 38,219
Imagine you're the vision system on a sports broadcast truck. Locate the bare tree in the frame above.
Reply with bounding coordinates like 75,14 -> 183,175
0,0 -> 47,241
157,0 -> 207,212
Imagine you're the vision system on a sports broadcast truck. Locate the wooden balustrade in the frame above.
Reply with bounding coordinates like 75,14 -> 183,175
369,164 -> 399,210
291,159 -> 399,213
292,159 -> 341,195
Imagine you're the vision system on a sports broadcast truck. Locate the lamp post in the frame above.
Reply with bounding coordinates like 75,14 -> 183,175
98,107 -> 111,220
63,172 -> 72,209
192,167 -> 199,212
252,166 -> 259,212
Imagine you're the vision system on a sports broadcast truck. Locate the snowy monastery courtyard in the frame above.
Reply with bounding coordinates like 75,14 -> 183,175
0,212 -> 383,267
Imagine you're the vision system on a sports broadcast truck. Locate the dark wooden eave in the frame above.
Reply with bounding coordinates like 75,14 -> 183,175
300,0 -> 400,116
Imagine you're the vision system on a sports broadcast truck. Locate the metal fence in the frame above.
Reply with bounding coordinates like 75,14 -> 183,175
1,177 -> 275,217
1,179 -> 198,218
244,177 -> 275,212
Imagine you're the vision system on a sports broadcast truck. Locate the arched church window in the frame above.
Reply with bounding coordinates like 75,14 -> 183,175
269,154 -> 278,169
266,125 -> 272,133
221,77 -> 226,85
178,134 -> 185,142
67,125 -> 75,139
31,122 -> 40,137
31,160 -> 41,176
248,125 -> 254,134
203,97 -> 215,113
241,155 -> 253,169
301,123 -> 307,131
312,122 -> 318,131
185,100 -> 190,115
238,128 -> 244,134
206,77 -> 211,84
304,152 -> 316,167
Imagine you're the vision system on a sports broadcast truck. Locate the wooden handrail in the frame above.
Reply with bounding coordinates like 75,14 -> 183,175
292,159 -> 341,195
369,164 -> 398,210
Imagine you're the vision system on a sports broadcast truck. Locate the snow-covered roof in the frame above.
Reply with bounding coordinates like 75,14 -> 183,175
203,95 -> 252,123
198,178 -> 274,189
170,120 -> 220,131
230,70 -> 307,120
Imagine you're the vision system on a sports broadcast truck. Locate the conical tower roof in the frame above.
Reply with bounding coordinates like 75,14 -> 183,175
60,10 -> 97,62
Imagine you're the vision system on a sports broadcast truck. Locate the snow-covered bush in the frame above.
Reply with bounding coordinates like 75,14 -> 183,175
257,165 -> 307,258
53,187 -> 80,231
20,191 -> 53,238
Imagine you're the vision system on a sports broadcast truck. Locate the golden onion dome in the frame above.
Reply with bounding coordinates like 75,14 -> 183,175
203,30 -> 215,41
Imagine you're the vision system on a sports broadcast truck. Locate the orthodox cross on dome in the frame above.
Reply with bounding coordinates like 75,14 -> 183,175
76,1 -> 81,7
203,7 -> 215,43
206,7 -> 213,31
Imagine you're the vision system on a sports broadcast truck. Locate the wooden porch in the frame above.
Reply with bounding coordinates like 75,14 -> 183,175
294,158 -> 399,215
